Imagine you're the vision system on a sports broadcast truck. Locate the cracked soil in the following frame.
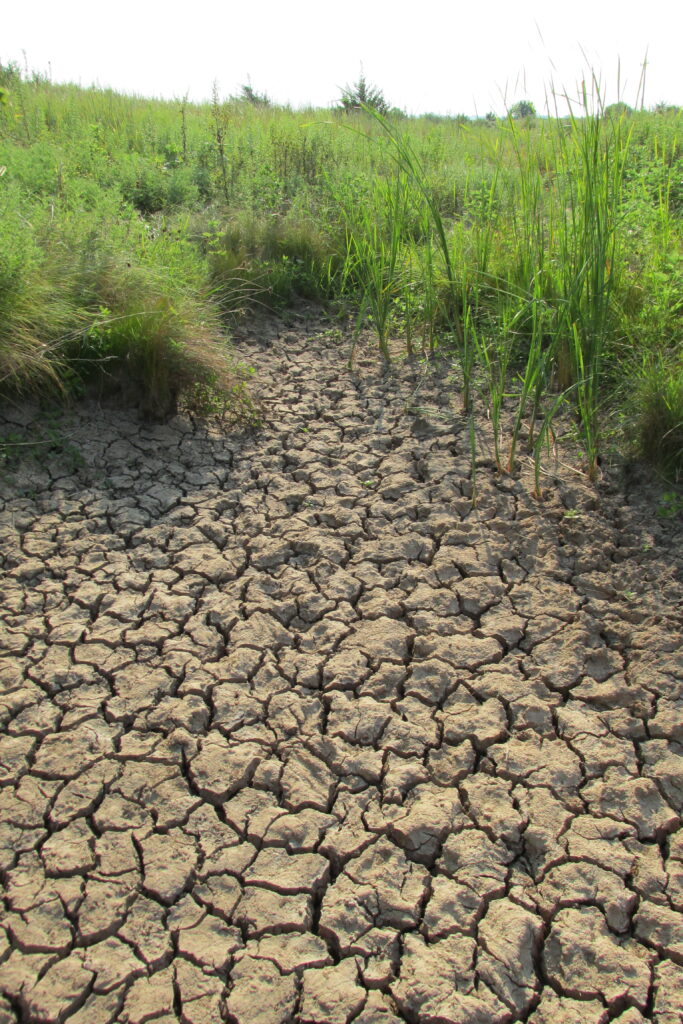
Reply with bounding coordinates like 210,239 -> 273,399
1,313 -> 682,1024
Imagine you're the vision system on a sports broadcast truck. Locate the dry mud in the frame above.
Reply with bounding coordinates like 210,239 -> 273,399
1,312 -> 682,1024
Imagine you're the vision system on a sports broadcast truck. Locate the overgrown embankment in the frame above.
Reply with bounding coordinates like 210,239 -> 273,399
0,64 -> 681,478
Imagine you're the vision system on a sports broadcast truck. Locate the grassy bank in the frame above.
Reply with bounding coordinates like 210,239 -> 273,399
1,63 -> 681,478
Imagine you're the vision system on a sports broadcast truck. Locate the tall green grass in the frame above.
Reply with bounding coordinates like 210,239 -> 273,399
340,79 -> 679,485
0,62 -> 681,482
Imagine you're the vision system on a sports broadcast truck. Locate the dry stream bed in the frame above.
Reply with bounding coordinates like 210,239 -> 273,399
0,314 -> 682,1023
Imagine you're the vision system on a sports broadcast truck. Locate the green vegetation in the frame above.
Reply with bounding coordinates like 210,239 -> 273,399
339,72 -> 391,116
0,61 -> 681,483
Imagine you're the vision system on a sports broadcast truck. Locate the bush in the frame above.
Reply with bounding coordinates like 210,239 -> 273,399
233,83 -> 271,107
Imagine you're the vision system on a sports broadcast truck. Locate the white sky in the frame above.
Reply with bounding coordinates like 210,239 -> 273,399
3,0 -> 681,115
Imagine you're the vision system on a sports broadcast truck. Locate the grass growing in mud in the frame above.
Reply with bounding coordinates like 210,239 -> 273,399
0,61 -> 681,481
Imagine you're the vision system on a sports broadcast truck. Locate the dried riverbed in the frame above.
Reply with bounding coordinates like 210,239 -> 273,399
1,313 -> 682,1023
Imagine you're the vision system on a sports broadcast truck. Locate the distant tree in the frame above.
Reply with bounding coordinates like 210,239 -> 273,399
235,81 -> 271,107
604,101 -> 633,119
509,100 -> 536,119
339,72 -> 389,115
485,111 -> 498,124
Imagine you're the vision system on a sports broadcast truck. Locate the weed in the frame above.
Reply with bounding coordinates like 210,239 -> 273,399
657,490 -> 683,518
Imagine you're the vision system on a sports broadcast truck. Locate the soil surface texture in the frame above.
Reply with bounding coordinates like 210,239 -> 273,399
1,313 -> 682,1024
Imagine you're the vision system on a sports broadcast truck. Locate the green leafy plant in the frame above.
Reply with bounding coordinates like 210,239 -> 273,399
339,171 -> 414,364
657,490 -> 683,518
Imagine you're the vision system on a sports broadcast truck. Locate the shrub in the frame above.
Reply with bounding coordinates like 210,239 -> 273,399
201,211 -> 341,310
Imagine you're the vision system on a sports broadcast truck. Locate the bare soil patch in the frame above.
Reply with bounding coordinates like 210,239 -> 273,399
1,313 -> 682,1023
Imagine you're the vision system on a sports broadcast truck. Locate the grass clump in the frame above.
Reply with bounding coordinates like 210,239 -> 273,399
0,192 -> 72,395
200,209 -> 342,311
68,258 -> 251,420
630,352 -> 683,481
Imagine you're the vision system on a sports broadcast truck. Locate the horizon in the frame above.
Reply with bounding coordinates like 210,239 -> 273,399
3,65 -> 674,121
3,0 -> 682,119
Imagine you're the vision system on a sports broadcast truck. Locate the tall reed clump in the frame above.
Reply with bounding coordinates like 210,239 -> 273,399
486,84 -> 627,481
337,169 -> 416,364
549,78 -> 636,480
351,86 -> 651,489
337,110 -> 472,397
